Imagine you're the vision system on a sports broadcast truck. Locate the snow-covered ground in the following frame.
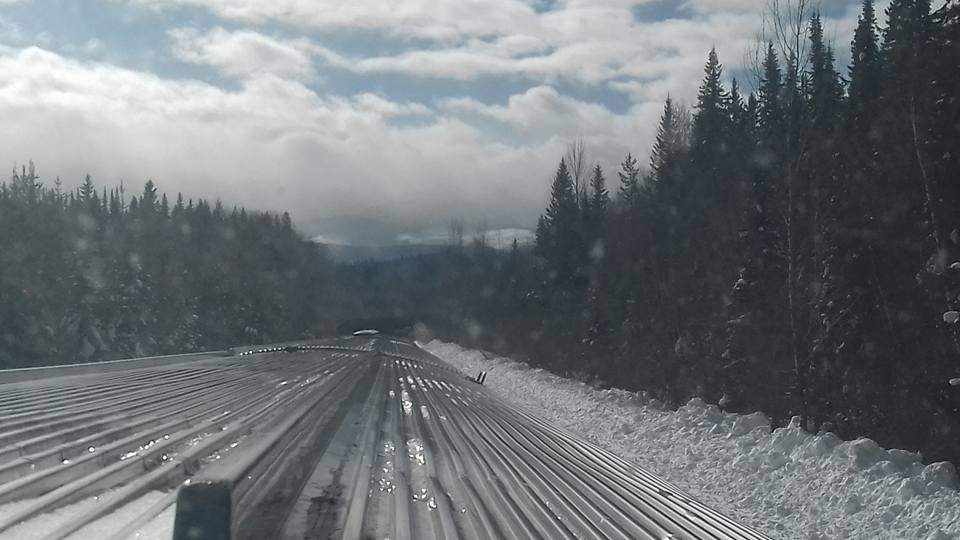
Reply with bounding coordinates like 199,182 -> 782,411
424,340 -> 960,540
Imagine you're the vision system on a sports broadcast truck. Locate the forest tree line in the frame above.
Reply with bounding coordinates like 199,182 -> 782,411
0,164 -> 337,367
342,0 -> 960,465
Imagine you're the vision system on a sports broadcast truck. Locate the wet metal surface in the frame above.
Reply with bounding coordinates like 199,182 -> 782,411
0,337 -> 768,539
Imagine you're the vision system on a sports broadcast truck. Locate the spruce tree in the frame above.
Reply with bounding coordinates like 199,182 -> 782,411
758,42 -> 784,146
649,97 -> 689,204
542,159 -> 580,285
848,0 -> 882,133
616,153 -> 641,210
691,48 -> 730,159
588,164 -> 609,233
79,174 -> 95,203
807,13 -> 843,128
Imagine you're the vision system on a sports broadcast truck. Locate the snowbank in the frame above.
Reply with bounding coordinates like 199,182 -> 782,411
424,340 -> 960,540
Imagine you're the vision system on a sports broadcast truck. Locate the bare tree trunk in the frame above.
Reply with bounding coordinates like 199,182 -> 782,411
565,137 -> 588,204
742,0 -> 817,90
768,0 -> 816,78
785,168 -> 809,426
910,94 -> 943,255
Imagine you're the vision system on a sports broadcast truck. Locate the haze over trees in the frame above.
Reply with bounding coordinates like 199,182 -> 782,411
0,166 -> 336,367
342,0 -> 960,465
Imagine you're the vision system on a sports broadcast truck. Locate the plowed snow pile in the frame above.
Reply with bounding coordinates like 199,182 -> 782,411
424,340 -> 960,540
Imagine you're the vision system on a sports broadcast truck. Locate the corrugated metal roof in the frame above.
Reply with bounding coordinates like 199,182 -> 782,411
0,338 -> 769,539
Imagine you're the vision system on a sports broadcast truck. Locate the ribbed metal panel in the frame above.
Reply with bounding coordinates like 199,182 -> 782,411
0,338 -> 768,539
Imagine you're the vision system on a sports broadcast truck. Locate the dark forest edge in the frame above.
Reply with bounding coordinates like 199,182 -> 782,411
0,167 -> 339,366
341,0 -> 960,467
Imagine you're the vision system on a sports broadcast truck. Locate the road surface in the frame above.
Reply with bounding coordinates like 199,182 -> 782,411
0,337 -> 769,539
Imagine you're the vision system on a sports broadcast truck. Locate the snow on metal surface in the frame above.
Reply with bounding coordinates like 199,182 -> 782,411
0,337 -> 765,539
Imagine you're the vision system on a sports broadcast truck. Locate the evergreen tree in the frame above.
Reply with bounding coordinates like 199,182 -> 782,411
758,42 -> 784,146
139,180 -> 157,215
616,153 -> 641,209
848,0 -> 883,133
588,164 -> 609,237
534,215 -> 549,257
691,48 -> 730,158
722,165 -> 790,414
541,159 -> 580,285
0,169 -> 336,367
807,13 -> 843,129
649,97 -> 690,205
79,174 -> 95,203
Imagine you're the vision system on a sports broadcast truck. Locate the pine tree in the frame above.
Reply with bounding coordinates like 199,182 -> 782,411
722,165 -> 790,413
650,97 -> 677,182
691,48 -> 730,158
848,0 -> 883,133
541,159 -> 580,285
844,0 -> 884,228
616,153 -> 641,209
728,79 -> 744,125
139,180 -> 158,215
807,13 -> 842,127
727,80 -> 758,190
545,160 -> 575,230
0,167 -> 334,367
809,0 -> 887,434
534,215 -> 550,257
109,189 -> 121,216
649,97 -> 689,204
803,11 -> 848,427
588,164 -> 609,233
689,48 -> 734,218
758,42 -> 784,144
79,174 -> 95,202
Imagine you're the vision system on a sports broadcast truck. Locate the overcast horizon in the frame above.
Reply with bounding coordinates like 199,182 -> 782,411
0,0 -> 880,245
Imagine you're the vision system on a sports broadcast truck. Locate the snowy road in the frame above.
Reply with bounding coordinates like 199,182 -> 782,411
0,337 -> 767,539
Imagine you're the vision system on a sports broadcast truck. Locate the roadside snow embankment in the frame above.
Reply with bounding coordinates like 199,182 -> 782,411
424,340 -> 960,540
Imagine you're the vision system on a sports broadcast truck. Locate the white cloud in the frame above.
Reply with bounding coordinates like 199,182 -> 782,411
135,1 -> 866,113
4,1 -> 875,242
124,0 -> 832,89
352,93 -> 432,117
168,27 -> 315,80
300,6 -> 765,108
123,0 -> 543,41
682,0 -> 764,16
0,46 -> 569,241
445,86 -> 612,138
443,85 -> 666,170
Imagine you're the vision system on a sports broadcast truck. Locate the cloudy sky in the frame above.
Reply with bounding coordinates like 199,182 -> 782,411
0,0 -> 877,245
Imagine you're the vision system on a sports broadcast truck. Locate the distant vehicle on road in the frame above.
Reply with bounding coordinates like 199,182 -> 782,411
352,329 -> 380,336
338,316 -> 414,336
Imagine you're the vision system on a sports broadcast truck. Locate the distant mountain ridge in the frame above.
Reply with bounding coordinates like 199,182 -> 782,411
320,243 -> 446,263
317,227 -> 535,263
